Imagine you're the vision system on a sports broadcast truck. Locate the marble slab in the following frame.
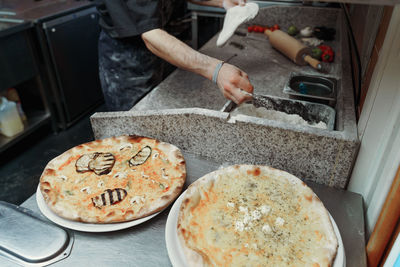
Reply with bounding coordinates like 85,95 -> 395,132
91,107 -> 358,188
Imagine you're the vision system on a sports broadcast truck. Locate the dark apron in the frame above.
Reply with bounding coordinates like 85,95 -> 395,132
98,30 -> 163,111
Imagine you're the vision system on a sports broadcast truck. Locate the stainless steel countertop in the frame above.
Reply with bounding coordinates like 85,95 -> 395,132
0,153 -> 366,266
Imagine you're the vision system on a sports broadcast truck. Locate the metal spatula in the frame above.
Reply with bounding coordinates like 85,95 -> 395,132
240,90 -> 319,123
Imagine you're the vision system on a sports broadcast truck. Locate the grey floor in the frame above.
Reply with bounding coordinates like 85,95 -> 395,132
0,105 -> 107,205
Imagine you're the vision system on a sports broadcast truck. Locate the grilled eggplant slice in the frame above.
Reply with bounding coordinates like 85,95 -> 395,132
89,152 -> 115,175
91,188 -> 127,208
76,153 -> 96,172
75,152 -> 115,175
129,146 -> 152,167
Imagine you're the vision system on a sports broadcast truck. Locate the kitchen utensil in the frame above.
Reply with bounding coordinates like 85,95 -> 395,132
0,201 -> 73,266
264,29 -> 322,70
283,72 -> 337,106
240,90 -> 320,123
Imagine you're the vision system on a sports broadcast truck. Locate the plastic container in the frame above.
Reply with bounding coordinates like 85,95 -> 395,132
0,96 -> 24,137
7,88 -> 27,123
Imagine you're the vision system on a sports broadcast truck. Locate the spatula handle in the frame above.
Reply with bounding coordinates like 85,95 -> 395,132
240,89 -> 253,97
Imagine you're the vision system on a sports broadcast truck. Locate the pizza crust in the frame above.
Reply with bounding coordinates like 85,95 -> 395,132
177,165 -> 338,267
40,136 -> 186,223
177,174 -> 218,267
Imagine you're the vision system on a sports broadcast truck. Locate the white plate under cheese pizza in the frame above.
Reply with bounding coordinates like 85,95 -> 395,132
174,165 -> 339,267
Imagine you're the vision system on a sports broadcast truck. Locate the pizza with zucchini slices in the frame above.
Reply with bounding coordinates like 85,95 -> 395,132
40,136 -> 186,223
177,165 -> 338,267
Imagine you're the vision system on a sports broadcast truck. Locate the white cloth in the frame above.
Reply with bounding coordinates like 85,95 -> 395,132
216,3 -> 259,47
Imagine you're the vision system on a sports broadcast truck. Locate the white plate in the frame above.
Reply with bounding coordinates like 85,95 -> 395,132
36,186 -> 160,232
166,190 -> 346,267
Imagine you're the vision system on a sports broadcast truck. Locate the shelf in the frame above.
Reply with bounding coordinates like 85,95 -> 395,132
0,110 -> 51,154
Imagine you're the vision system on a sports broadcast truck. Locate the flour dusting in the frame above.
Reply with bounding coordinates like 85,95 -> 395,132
231,104 -> 327,129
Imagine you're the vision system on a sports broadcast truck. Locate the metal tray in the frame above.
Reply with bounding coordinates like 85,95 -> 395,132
221,96 -> 336,131
283,72 -> 337,105
0,201 -> 73,266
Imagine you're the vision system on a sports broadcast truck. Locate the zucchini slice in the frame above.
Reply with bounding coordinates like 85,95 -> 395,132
129,146 -> 152,167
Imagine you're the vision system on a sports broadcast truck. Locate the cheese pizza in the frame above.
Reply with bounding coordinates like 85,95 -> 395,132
177,165 -> 338,267
40,136 -> 186,223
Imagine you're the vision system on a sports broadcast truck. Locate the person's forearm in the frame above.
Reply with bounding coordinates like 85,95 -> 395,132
188,0 -> 244,8
187,0 -> 223,8
142,28 -> 254,105
142,29 -> 220,81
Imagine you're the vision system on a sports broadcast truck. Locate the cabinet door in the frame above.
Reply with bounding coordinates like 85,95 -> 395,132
0,29 -> 37,91
43,8 -> 103,123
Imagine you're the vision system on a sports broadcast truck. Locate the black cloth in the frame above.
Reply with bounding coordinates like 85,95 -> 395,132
95,0 -> 181,111
95,0 -> 174,38
98,30 -> 163,111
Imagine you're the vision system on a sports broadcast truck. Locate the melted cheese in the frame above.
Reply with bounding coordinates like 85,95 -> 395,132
119,143 -> 133,151
262,223 -> 272,233
227,202 -> 235,208
80,187 -> 91,194
161,168 -> 169,179
178,165 -> 338,267
59,175 -> 68,181
113,172 -> 127,179
130,195 -> 145,205
275,217 -> 285,227
97,181 -> 104,188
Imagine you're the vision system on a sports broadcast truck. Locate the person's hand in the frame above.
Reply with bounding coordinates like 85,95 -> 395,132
223,0 -> 246,9
216,63 -> 253,104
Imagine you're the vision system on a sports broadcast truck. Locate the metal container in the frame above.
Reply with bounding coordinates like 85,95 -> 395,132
221,96 -> 336,131
283,72 -> 337,106
0,201 -> 73,266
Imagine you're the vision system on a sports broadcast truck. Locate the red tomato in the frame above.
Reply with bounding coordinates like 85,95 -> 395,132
273,24 -> 280,30
247,26 -> 254,32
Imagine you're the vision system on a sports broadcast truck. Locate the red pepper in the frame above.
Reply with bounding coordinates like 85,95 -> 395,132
318,45 -> 333,53
321,50 -> 334,62
318,45 -> 334,62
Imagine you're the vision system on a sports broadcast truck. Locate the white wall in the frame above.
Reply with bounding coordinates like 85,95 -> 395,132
348,5 -> 400,236
383,233 -> 400,267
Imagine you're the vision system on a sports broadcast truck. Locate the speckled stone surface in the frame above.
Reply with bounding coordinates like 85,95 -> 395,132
91,108 -> 358,188
91,6 -> 359,189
